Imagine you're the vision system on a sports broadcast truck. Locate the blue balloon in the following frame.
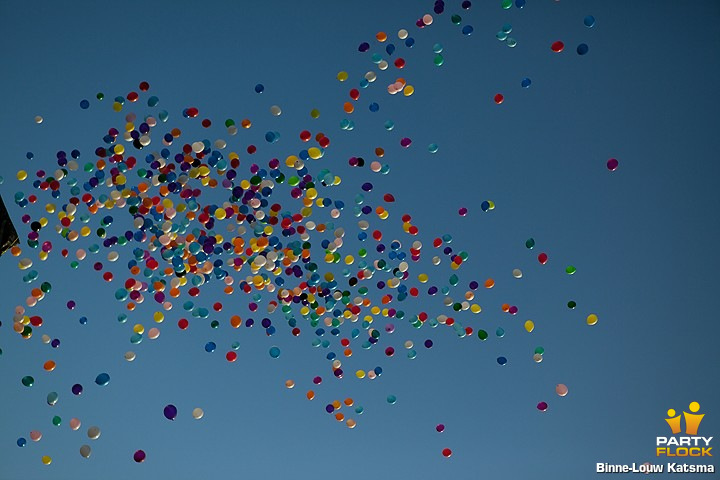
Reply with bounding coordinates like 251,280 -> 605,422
521,77 -> 532,88
17,438 -> 27,447
497,356 -> 508,365
205,342 -> 216,353
254,83 -> 264,93
462,25 -> 474,36
95,373 -> 110,386
79,99 -> 90,109
584,15 -> 596,28
577,43 -> 589,55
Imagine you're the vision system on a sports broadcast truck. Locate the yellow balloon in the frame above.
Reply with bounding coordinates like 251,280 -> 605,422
41,455 -> 52,465
524,320 -> 535,333
586,314 -> 598,326
337,71 -> 349,82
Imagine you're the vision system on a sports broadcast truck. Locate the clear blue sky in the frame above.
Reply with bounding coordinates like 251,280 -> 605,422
1,1 -> 719,479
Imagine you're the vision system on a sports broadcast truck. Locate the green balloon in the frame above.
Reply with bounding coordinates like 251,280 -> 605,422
565,265 -> 577,275
525,238 -> 535,249
433,54 -> 444,67
534,346 -> 545,355
449,274 -> 459,286
477,329 -> 489,340
501,0 -> 513,9
567,300 -> 577,309
22,376 -> 35,387
40,282 -> 52,293
451,14 -> 462,25
52,416 -> 62,426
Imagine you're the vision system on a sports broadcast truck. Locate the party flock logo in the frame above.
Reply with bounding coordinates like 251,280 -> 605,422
657,401 -> 712,457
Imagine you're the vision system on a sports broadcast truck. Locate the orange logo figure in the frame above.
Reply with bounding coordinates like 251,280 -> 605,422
665,401 -> 705,435
665,409 -> 682,434
683,402 -> 704,435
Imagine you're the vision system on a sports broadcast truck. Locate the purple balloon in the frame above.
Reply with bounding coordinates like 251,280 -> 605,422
133,449 -> 146,463
71,383 -> 83,395
163,404 -> 178,421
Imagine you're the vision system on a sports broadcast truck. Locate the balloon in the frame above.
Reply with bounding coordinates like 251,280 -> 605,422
133,450 -> 146,463
538,252 -> 548,264
566,265 -> 577,275
52,415 -> 62,426
436,424 -> 445,433
34,115 -> 43,124
17,437 -> 27,447
442,448 -> 453,458
30,430 -> 42,441
524,320 -> 534,333
556,384 -> 569,396
80,445 -> 92,458
512,268 -> 523,278
497,356 -> 507,365
525,238 -> 535,249
164,404 -> 178,421
584,15 -> 596,28
124,351 -> 136,361
387,394 -> 397,404
192,407 -> 204,420
269,346 -> 281,358
72,383 -> 83,395
533,353 -> 543,363
577,43 -> 589,55
70,418 -> 81,430
21,375 -> 34,387
537,401 -> 548,412
95,372 -> 110,386
607,158 -> 619,171
41,455 -> 52,465
551,41 -> 564,52
521,77 -> 532,88
494,93 -> 504,104
586,314 -> 599,326
87,426 -> 101,439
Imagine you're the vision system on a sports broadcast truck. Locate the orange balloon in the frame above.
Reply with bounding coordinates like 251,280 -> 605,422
484,278 -> 495,289
306,390 -> 315,400
43,360 -> 56,371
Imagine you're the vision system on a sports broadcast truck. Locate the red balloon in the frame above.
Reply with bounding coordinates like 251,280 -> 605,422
551,41 -> 564,52
383,193 -> 395,202
442,448 -> 452,457
494,93 -> 504,104
538,252 -> 548,264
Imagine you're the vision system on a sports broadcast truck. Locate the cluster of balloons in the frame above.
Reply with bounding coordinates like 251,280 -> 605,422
9,1 -> 602,466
